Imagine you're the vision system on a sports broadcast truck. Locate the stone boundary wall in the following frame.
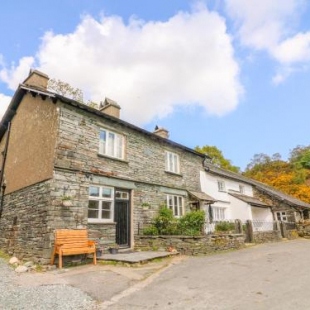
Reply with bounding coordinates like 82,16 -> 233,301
134,234 -> 245,255
252,231 -> 282,244
296,224 -> 310,238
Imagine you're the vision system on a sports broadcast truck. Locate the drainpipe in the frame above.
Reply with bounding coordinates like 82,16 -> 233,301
0,122 -> 11,219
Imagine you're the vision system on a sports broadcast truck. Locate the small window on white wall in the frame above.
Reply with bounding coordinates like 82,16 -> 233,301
239,185 -> 245,194
217,180 -> 226,192
212,207 -> 226,221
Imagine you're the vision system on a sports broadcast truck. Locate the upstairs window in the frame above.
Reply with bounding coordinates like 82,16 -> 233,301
217,180 -> 226,192
167,195 -> 184,217
165,151 -> 180,174
99,129 -> 125,159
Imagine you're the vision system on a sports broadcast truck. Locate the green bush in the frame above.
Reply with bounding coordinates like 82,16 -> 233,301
215,221 -> 235,232
143,226 -> 158,235
178,210 -> 205,235
144,207 -> 205,236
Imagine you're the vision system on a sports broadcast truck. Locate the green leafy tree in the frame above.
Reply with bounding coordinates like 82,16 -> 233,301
195,145 -> 240,173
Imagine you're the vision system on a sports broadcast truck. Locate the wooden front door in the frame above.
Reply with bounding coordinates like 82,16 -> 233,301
114,189 -> 131,247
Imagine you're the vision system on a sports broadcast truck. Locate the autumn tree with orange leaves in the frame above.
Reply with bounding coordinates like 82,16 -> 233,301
244,146 -> 310,203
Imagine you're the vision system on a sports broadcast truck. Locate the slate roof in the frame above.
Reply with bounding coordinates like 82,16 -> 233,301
228,191 -> 271,208
0,83 -> 210,160
205,164 -> 310,209
188,190 -> 216,202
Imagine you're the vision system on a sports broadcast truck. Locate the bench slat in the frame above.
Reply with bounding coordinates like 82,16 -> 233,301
50,229 -> 97,269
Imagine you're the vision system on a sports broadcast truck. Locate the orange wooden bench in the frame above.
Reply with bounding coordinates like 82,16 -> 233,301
50,229 -> 96,269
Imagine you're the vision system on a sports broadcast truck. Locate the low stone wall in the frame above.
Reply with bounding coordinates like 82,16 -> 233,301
252,231 -> 282,244
134,234 -> 245,255
296,223 -> 310,238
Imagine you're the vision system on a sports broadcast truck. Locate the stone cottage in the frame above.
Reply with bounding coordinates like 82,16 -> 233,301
0,70 -> 214,264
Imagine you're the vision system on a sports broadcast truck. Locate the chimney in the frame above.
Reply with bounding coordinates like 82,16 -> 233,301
153,126 -> 169,139
23,69 -> 49,90
100,97 -> 121,118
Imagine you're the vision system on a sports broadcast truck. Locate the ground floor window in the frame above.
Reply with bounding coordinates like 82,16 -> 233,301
167,195 -> 184,217
212,207 -> 226,221
276,211 -> 288,222
88,186 -> 114,223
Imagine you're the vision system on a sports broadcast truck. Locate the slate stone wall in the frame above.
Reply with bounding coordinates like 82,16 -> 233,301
252,231 -> 282,243
0,180 -> 52,264
55,104 -> 204,192
134,234 -> 245,255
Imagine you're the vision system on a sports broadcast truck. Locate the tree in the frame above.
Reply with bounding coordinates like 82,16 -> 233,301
244,149 -> 310,204
195,145 -> 240,173
48,78 -> 83,103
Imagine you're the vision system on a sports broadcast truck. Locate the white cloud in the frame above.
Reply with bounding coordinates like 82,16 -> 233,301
225,0 -> 310,82
0,93 -> 11,121
0,57 -> 35,90
0,5 -> 242,125
272,32 -> 310,64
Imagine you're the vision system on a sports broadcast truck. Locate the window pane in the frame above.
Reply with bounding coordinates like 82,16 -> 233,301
99,131 -> 106,154
108,132 -> 115,156
89,186 -> 99,197
88,200 -> 99,218
101,201 -> 111,219
102,187 -> 112,198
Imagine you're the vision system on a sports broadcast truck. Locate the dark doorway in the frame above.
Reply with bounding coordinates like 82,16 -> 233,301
114,189 -> 131,247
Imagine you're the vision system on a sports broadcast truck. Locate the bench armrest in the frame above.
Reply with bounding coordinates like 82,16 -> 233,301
88,240 -> 96,247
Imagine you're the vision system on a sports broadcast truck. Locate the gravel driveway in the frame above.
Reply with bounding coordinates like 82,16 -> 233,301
0,258 -> 97,310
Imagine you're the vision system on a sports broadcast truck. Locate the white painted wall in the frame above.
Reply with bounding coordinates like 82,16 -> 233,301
200,171 -> 273,224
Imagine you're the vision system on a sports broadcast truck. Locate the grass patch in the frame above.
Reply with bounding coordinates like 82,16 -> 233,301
0,250 -> 10,261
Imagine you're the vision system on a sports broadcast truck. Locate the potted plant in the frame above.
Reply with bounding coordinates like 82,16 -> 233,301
61,196 -> 73,207
108,243 -> 119,254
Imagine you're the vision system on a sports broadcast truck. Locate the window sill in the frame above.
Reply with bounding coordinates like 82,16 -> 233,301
165,171 -> 183,177
88,220 -> 116,225
97,153 -> 129,164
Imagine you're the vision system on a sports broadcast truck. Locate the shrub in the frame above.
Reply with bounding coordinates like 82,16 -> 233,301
178,210 -> 205,235
144,207 -> 205,236
215,221 -> 235,232
143,226 -> 158,235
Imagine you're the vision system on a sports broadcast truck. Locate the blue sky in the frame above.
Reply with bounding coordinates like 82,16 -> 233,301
1,0 -> 310,171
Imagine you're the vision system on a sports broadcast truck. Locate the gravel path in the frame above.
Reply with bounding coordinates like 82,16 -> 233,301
0,258 -> 97,310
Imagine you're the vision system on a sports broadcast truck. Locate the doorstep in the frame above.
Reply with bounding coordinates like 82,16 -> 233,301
97,251 -> 179,264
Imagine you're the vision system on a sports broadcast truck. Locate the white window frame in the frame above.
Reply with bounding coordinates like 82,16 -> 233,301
88,186 -> 114,223
165,151 -> 180,174
167,194 -> 184,217
212,207 -> 226,221
99,128 -> 125,160
276,211 -> 288,222
217,180 -> 226,192
239,185 -> 245,194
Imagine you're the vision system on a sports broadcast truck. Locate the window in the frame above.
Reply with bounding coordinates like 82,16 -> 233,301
239,185 -> 245,194
167,195 -> 184,217
212,207 -> 226,221
165,151 -> 180,174
99,129 -> 125,159
217,180 -> 226,192
276,211 -> 288,222
88,186 -> 114,222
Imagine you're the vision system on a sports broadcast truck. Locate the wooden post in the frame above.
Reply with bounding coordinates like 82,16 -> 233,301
235,219 -> 242,234
245,220 -> 254,243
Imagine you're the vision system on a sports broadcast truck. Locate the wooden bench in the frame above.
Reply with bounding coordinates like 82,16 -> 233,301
50,229 -> 97,269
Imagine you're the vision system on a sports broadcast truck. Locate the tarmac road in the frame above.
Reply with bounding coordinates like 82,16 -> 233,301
3,239 -> 310,309
103,239 -> 310,310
